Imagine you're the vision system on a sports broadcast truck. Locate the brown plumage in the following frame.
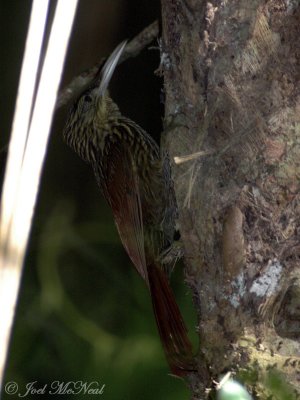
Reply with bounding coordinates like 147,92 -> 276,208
63,41 -> 194,376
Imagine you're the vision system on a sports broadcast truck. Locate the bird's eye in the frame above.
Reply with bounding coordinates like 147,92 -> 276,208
81,94 -> 93,113
84,95 -> 92,103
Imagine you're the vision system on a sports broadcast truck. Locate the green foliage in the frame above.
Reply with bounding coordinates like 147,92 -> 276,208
265,370 -> 298,400
3,201 -> 195,399
237,363 -> 298,400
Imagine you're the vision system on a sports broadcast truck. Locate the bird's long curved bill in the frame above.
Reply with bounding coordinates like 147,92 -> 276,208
98,40 -> 127,96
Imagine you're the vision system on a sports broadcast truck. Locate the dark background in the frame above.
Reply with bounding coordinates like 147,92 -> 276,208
0,1 -> 196,399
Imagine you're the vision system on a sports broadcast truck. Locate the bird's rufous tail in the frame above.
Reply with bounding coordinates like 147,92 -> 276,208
147,263 -> 195,377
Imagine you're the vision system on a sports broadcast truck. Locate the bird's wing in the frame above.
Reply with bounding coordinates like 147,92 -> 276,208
94,141 -> 195,377
97,141 -> 148,284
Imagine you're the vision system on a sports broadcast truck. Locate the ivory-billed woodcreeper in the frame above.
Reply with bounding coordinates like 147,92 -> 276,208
63,42 -> 194,376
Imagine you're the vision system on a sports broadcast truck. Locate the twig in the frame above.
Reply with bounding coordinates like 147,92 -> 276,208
174,150 -> 212,165
56,20 -> 159,109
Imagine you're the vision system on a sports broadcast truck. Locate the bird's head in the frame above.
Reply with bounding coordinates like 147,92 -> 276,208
63,41 -> 127,163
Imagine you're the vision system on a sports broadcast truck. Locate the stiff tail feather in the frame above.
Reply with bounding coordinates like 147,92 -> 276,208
147,264 -> 195,377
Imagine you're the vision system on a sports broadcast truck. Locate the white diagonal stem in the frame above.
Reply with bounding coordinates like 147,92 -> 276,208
0,0 -> 78,391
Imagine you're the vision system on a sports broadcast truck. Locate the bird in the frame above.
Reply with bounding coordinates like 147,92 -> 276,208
63,41 -> 194,376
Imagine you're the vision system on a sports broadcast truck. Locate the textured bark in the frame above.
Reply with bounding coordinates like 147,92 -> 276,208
160,0 -> 300,398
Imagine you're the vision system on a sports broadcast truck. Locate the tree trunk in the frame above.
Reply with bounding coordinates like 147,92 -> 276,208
160,0 -> 300,397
